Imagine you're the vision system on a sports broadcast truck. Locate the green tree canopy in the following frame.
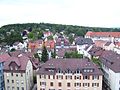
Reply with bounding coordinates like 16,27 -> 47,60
64,51 -> 83,58
41,46 -> 48,62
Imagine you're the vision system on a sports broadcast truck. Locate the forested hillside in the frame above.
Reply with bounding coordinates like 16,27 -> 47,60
0,23 -> 120,45
1,23 -> 120,35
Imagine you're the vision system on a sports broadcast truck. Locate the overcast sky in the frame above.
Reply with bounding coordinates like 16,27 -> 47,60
0,0 -> 120,28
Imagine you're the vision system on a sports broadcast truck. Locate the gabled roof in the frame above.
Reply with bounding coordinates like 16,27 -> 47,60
88,46 -> 103,56
76,38 -> 94,45
4,55 -> 30,72
94,40 -> 107,48
100,50 -> 120,73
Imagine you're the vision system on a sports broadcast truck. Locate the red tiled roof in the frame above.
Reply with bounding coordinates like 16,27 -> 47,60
86,31 -> 120,38
94,40 -> 107,48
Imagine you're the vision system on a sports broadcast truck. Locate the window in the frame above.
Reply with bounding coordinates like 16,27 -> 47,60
74,83 -> 81,87
21,81 -> 24,84
7,86 -> 10,90
58,82 -> 62,87
16,80 -> 19,84
21,73 -> 23,77
17,87 -> 19,90
67,83 -> 70,87
66,75 -> 72,79
12,80 -> 14,83
48,75 -> 50,79
92,75 -> 99,80
57,75 -> 63,79
7,79 -> 9,83
40,89 -> 45,90
11,73 -> 13,76
10,66 -> 13,70
16,74 -> 18,77
83,83 -> 89,87
41,75 -> 46,79
92,83 -> 99,87
40,82 -> 46,86
15,67 -> 18,70
50,82 -> 53,86
7,73 -> 9,77
12,87 -> 15,90
53,75 -> 55,79
21,87 -> 24,90
83,75 -> 89,80
76,69 -> 80,73
39,75 -> 41,79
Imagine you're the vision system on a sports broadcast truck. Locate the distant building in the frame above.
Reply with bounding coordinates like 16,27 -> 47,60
85,31 -> 120,42
4,54 -> 33,90
76,37 -> 94,54
36,58 -> 103,90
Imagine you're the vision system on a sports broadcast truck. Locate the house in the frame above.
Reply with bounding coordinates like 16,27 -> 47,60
55,37 -> 70,49
99,51 -> 120,90
0,53 -> 10,90
4,54 -> 33,90
103,42 -> 115,50
94,40 -> 107,48
56,47 -> 77,58
113,42 -> 120,54
28,39 -> 43,52
85,31 -> 120,42
76,38 -> 94,54
88,46 -> 103,59
9,42 -> 27,51
36,58 -> 103,90
43,31 -> 53,38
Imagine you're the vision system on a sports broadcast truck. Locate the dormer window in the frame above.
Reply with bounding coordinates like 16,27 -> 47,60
75,68 -> 80,74
57,68 -> 62,73
15,67 -> 18,70
83,68 -> 94,73
10,66 -> 13,70
66,68 -> 72,74
83,69 -> 87,72
76,68 -> 80,73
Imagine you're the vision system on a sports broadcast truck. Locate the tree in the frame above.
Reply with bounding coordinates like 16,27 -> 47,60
92,57 -> 101,67
68,34 -> 74,44
47,35 -> 53,40
27,32 -> 35,40
37,31 -> 43,39
34,53 -> 40,61
10,48 -> 16,52
4,32 -> 23,45
51,50 -> 56,58
64,51 -> 83,58
41,46 -> 48,62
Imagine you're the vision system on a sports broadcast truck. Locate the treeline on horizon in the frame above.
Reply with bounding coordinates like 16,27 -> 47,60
0,23 -> 120,45
0,23 -> 120,36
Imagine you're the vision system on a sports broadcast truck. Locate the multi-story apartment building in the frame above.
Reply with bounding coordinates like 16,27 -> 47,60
4,54 -> 33,90
100,50 -> 120,90
0,53 -> 10,90
85,31 -> 120,42
37,58 -> 103,90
